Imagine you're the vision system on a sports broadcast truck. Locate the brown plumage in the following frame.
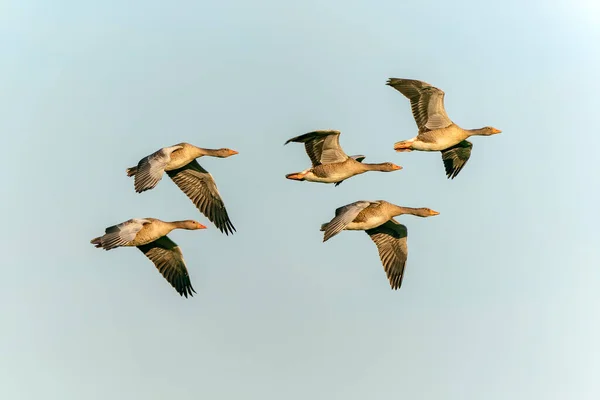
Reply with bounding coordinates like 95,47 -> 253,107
387,78 -> 501,179
91,218 -> 206,298
285,130 -> 401,185
126,143 -> 238,235
320,200 -> 439,290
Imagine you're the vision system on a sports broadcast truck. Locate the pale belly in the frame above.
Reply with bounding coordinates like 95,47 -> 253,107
412,136 -> 462,151
409,126 -> 468,151
305,169 -> 357,183
345,215 -> 389,231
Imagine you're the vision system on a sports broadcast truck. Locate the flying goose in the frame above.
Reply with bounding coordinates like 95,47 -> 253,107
285,130 -> 401,186
387,78 -> 501,179
91,218 -> 206,297
126,143 -> 237,235
321,200 -> 439,289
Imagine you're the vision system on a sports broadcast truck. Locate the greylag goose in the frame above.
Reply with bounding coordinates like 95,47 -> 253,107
126,143 -> 237,235
91,218 -> 206,298
386,78 -> 501,179
320,200 -> 439,289
285,130 -> 402,186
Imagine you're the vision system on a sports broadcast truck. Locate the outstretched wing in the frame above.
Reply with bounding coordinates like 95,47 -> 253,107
365,219 -> 408,290
322,201 -> 375,242
386,78 -> 453,133
441,140 -> 473,179
137,236 -> 196,298
285,130 -> 348,166
133,146 -> 182,193
93,218 -> 151,250
167,160 -> 236,235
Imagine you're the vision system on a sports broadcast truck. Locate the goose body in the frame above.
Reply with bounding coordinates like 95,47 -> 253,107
126,143 -> 238,235
320,200 -> 439,290
91,218 -> 206,298
285,130 -> 401,186
387,78 -> 501,179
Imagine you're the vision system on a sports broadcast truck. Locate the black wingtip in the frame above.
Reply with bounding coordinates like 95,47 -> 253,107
218,223 -> 236,236
322,233 -> 334,243
180,284 -> 195,298
445,168 -> 462,180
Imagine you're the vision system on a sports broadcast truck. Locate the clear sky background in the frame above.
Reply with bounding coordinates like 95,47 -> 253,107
2,1 -> 599,399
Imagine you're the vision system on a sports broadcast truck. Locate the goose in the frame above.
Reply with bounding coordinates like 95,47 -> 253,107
387,78 -> 501,179
126,143 -> 238,235
285,130 -> 402,186
91,218 -> 206,298
320,200 -> 439,289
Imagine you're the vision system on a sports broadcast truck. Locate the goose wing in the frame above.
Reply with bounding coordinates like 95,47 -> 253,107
92,218 -> 151,250
285,130 -> 348,166
441,140 -> 473,179
322,201 -> 376,242
166,160 -> 236,235
137,236 -> 196,298
365,219 -> 408,290
386,78 -> 453,133
132,146 -> 182,192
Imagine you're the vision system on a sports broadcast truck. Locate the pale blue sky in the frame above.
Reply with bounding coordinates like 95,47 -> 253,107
2,1 -> 600,399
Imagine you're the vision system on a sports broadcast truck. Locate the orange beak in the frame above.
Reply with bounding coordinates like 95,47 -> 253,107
198,224 -> 207,229
392,164 -> 403,171
491,128 -> 502,134
393,141 -> 413,152
429,210 -> 440,216
229,150 -> 239,155
285,172 -> 306,181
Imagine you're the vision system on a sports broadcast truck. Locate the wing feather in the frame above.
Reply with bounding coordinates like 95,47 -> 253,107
441,140 -> 473,179
365,219 -> 408,290
137,236 -> 196,298
92,218 -> 151,250
132,146 -> 182,192
386,78 -> 453,133
285,130 -> 348,166
167,160 -> 236,235
322,201 -> 375,242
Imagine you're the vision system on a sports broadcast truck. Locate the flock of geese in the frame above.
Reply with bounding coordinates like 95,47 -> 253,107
91,78 -> 501,298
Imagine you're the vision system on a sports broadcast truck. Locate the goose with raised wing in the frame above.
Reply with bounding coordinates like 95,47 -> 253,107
285,130 -> 402,186
387,78 -> 501,179
126,143 -> 238,235
320,200 -> 439,290
91,218 -> 206,298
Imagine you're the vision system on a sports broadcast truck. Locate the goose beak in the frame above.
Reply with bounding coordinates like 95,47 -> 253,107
198,224 -> 207,229
229,150 -> 239,155
392,164 -> 403,171
491,128 -> 502,134
285,172 -> 305,181
429,210 -> 440,216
